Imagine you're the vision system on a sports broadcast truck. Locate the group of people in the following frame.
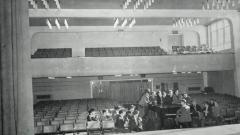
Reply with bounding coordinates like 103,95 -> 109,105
138,88 -> 222,129
87,105 -> 143,132
86,89 -> 222,132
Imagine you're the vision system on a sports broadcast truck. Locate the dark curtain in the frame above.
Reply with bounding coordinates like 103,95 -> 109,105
0,0 -> 34,135
92,80 -> 151,103
110,80 -> 151,103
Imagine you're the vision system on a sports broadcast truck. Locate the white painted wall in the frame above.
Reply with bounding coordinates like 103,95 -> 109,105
33,73 -> 203,101
30,26 -> 206,57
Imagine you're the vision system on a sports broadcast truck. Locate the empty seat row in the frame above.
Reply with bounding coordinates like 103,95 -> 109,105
85,46 -> 167,57
35,120 -> 115,134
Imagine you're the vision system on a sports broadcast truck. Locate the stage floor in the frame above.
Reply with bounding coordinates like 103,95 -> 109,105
110,124 -> 240,135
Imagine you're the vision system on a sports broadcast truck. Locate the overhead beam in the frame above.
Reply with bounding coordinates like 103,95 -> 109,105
29,9 -> 238,18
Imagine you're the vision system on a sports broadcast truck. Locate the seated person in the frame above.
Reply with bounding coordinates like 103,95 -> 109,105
182,93 -> 192,105
101,109 -> 112,120
163,90 -> 173,105
112,105 -> 121,122
172,89 -> 182,104
128,105 -> 136,115
128,110 -> 143,132
87,108 -> 98,121
175,99 -> 192,128
190,100 -> 203,127
202,102 -> 212,120
115,110 -> 127,129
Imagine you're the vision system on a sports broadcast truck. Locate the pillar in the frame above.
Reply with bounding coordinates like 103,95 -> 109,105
0,0 -> 34,135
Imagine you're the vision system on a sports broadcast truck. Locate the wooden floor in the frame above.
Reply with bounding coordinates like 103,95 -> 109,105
109,124 -> 240,135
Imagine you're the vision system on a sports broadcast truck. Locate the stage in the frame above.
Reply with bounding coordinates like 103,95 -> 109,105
111,124 -> 240,135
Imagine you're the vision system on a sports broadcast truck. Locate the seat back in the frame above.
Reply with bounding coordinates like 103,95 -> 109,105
60,124 -> 74,132
102,120 -> 115,129
87,121 -> 101,130
64,119 -> 75,124
74,122 -> 87,131
34,126 -> 43,134
43,125 -> 58,133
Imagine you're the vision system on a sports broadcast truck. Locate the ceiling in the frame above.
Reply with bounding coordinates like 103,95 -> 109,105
29,0 -> 204,9
29,17 -> 211,26
28,0 -> 237,27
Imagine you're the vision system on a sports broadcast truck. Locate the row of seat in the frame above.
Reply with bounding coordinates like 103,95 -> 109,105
190,93 -> 240,123
85,46 -> 167,57
172,45 -> 213,54
35,120 -> 115,134
31,48 -> 72,58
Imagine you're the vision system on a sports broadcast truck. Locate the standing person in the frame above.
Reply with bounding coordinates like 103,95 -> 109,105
172,89 -> 181,104
138,89 -> 151,119
149,91 -> 157,105
164,90 -> 173,105
156,90 -> 163,106
211,100 -> 221,125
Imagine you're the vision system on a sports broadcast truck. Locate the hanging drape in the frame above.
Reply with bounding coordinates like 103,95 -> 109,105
92,80 -> 151,103
0,0 -> 34,135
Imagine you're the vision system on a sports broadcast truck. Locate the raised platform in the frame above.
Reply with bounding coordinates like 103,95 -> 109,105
111,124 -> 240,135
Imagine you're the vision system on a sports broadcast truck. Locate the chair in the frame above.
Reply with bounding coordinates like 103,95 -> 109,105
54,117 -> 65,121
87,121 -> 101,130
43,125 -> 58,133
102,120 -> 115,129
60,124 -> 74,132
64,119 -> 75,124
36,121 -> 49,126
51,120 -> 64,126
74,122 -> 87,131
34,126 -> 43,134
66,116 -> 76,120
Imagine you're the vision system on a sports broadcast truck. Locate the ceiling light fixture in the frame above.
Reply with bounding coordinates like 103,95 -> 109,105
29,0 -> 38,9
121,18 -> 128,27
113,18 -> 119,28
54,0 -> 61,9
129,18 -> 136,28
55,19 -> 61,29
48,77 -> 55,79
46,19 -> 52,29
64,19 -> 69,29
41,0 -> 49,9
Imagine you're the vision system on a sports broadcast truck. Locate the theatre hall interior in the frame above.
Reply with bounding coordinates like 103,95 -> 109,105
2,0 -> 240,135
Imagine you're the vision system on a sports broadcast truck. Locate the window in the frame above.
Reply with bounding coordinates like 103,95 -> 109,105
208,19 -> 232,51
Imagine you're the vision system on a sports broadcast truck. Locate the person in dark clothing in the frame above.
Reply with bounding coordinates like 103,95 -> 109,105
115,110 -> 126,129
172,89 -> 181,104
87,108 -> 98,121
175,99 -> 192,128
182,93 -> 192,105
128,110 -> 143,132
190,100 -> 203,127
156,90 -> 163,106
164,90 -> 173,105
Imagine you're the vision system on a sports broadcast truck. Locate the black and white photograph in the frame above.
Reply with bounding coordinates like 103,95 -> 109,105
1,0 -> 240,135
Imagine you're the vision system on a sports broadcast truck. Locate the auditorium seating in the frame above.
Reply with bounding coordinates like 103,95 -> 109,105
31,48 -> 72,58
33,93 -> 240,134
85,46 -> 168,57
33,99 -> 117,134
190,93 -> 240,124
172,45 -> 213,54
